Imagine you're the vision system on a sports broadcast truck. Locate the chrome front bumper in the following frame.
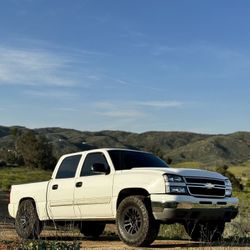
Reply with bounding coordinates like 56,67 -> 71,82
151,194 -> 238,223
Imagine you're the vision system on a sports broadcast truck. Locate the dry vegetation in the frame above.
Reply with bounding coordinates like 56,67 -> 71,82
0,220 -> 249,249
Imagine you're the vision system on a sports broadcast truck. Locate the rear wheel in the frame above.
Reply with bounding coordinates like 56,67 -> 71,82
116,195 -> 159,247
15,199 -> 42,239
79,222 -> 106,238
185,221 -> 225,242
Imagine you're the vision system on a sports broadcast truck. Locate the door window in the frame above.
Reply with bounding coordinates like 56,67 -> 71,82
80,153 -> 110,176
56,155 -> 81,179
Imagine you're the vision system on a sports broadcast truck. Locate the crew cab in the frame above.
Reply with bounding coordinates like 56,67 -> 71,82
8,148 -> 238,247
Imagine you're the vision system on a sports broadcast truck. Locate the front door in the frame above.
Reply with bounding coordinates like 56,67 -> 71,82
74,152 -> 114,219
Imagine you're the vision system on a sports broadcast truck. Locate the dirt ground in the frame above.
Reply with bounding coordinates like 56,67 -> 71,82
0,223 -> 249,250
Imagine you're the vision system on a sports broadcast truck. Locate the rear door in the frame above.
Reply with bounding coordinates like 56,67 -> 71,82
47,154 -> 82,219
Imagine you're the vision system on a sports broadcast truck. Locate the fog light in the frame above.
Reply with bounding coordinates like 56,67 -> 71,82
225,189 -> 232,197
170,186 -> 187,194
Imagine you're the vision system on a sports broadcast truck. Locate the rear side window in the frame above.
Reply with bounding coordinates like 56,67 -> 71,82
56,155 -> 81,179
108,150 -> 122,170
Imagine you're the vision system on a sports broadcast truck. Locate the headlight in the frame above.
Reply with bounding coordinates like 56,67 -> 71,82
225,179 -> 232,187
225,189 -> 232,197
164,174 -> 188,194
164,174 -> 184,183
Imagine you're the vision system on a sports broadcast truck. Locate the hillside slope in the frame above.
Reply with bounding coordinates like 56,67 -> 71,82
0,126 -> 250,166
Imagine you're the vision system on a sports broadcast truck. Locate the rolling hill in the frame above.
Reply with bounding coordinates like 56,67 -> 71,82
1,125 -> 250,167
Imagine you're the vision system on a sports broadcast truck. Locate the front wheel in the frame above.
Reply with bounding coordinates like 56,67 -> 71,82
15,199 -> 43,239
185,221 -> 225,242
116,196 -> 159,247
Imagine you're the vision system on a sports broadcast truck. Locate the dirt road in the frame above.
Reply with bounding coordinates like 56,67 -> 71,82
80,238 -> 250,250
0,223 -> 249,250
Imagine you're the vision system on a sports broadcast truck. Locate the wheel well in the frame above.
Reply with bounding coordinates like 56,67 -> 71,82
18,197 -> 37,213
116,188 -> 150,209
19,197 -> 35,206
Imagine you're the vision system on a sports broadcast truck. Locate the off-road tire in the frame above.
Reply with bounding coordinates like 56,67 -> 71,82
79,222 -> 106,238
116,195 -> 160,247
15,199 -> 42,239
185,221 -> 225,242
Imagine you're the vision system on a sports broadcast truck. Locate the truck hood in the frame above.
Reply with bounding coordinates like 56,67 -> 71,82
131,167 -> 226,179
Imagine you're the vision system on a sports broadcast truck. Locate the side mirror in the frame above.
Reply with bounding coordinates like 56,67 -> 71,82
91,163 -> 110,174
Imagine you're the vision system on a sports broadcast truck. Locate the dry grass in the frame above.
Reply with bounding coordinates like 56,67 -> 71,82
0,218 -> 249,250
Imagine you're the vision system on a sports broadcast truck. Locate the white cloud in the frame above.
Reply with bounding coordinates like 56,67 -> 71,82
151,43 -> 250,74
151,45 -> 177,56
0,45 -> 79,87
93,99 -> 184,120
93,101 -> 146,119
102,75 -> 165,93
53,107 -> 78,112
100,110 -> 145,118
86,74 -> 101,81
93,101 -> 115,109
24,89 -> 77,99
94,100 -> 184,110
135,101 -> 183,108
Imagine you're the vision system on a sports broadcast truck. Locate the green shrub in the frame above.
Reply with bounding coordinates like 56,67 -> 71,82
216,165 -> 243,191
159,224 -> 188,240
0,240 -> 81,250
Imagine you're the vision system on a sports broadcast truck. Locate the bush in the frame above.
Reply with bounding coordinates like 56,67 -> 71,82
16,130 -> 56,170
0,240 -> 81,250
0,160 -> 6,167
159,224 -> 188,240
216,165 -> 243,191
245,181 -> 250,188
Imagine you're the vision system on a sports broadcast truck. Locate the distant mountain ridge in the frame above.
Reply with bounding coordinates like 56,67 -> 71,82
1,125 -> 250,167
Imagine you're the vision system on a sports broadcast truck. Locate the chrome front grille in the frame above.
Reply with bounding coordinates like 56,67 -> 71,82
184,177 -> 226,198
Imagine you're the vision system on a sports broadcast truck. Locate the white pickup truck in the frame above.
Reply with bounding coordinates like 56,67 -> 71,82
8,148 -> 238,247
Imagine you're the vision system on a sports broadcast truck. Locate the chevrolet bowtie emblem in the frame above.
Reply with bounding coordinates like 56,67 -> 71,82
205,183 -> 215,189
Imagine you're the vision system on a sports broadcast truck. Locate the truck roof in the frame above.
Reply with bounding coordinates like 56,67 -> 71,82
61,148 -> 148,157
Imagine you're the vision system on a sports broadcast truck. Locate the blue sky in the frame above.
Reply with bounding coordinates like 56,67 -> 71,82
0,0 -> 250,133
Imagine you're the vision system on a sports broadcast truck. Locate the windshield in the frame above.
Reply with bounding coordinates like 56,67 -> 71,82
108,150 -> 168,170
